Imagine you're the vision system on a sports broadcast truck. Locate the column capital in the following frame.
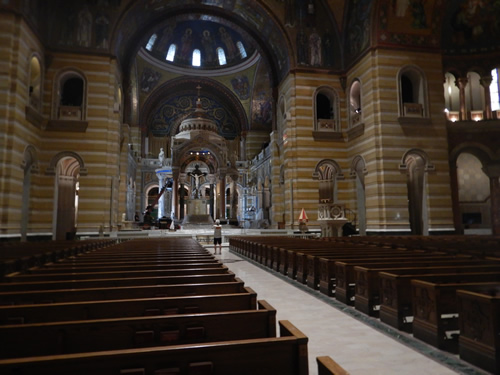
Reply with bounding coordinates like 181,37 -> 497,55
480,75 -> 493,87
456,77 -> 468,89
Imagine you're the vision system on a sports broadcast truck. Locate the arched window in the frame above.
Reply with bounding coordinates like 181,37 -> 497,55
465,71 -> 484,120
490,68 -> 499,112
192,49 -> 201,67
236,41 -> 247,58
313,159 -> 344,203
55,71 -> 86,121
398,66 -> 428,118
146,34 -> 157,51
28,55 -> 42,110
349,79 -> 362,127
166,44 -> 176,62
443,72 -> 460,121
314,87 -> 339,132
217,47 -> 227,65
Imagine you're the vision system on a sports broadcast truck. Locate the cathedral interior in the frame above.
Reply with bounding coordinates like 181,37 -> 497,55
1,0 -> 500,240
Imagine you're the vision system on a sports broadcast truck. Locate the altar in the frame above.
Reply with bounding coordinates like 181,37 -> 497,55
182,198 -> 214,226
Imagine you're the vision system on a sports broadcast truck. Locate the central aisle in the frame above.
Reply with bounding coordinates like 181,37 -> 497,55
211,246 -> 489,375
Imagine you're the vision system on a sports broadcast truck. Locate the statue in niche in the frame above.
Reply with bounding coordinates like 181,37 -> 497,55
188,165 -> 207,199
158,148 -> 165,165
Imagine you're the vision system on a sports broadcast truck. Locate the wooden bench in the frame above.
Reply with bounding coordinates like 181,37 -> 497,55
36,260 -> 221,273
0,320 -> 309,375
0,288 -> 257,325
284,246 -> 388,280
355,262 -> 500,316
316,250 -> 446,296
0,299 -> 276,358
379,270 -> 500,331
456,286 -> 500,374
6,266 -> 229,282
0,272 -> 237,292
0,279 -> 247,305
0,240 -> 116,278
411,277 -> 500,351
334,255 -> 457,304
317,356 -> 350,375
309,251 -> 447,294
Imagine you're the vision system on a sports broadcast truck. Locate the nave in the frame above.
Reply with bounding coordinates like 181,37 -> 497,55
216,245 -> 491,375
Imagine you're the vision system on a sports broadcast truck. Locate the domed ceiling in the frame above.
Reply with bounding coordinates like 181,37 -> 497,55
144,17 -> 257,70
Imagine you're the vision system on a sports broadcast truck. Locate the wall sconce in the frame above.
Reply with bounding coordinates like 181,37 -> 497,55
471,110 -> 483,122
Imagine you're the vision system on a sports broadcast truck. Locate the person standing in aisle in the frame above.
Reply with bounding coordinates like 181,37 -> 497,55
213,219 -> 222,254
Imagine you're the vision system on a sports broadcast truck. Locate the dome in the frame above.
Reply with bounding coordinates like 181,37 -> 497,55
144,18 -> 256,70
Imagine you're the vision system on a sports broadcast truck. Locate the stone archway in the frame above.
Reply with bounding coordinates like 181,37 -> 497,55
400,149 -> 433,235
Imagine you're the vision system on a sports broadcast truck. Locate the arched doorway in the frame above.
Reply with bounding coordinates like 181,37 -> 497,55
401,150 -> 432,235
53,157 -> 80,240
456,152 -> 491,234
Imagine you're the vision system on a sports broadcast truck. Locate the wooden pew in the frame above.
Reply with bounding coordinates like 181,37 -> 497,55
354,262 -> 500,316
34,261 -> 221,273
317,356 -> 350,375
0,279 -> 246,305
456,286 -> 500,374
0,288 -> 257,325
334,255 -> 458,304
0,300 -> 276,358
0,272 -> 237,292
6,266 -> 229,282
0,320 -> 309,375
317,250 -> 443,296
0,240 -> 116,279
308,251 -> 449,293
379,270 -> 500,331
284,246 -> 391,280
411,278 -> 500,351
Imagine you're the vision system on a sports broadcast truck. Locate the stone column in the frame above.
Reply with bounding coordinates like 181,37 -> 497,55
456,77 -> 468,121
230,174 -> 239,221
156,169 -> 173,218
172,167 -> 179,220
218,169 -> 226,219
449,162 -> 463,234
157,173 -> 165,218
179,173 -> 186,220
484,163 -> 500,235
480,75 -> 493,120
240,131 -> 247,160
208,174 -> 216,219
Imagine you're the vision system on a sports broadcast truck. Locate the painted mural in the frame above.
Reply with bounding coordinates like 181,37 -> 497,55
47,0 -> 122,50
251,64 -> 273,131
114,0 -> 290,81
148,95 -> 239,139
443,0 -> 500,53
145,19 -> 256,69
377,0 -> 444,50
345,0 -> 373,62
293,0 -> 340,69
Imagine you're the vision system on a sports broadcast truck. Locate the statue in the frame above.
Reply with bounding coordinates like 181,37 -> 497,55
188,164 -> 207,199
158,148 -> 165,166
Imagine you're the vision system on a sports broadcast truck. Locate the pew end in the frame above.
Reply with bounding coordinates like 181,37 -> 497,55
316,356 -> 350,375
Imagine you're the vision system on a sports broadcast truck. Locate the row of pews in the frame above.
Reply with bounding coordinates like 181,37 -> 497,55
0,238 -> 346,375
229,235 -> 500,374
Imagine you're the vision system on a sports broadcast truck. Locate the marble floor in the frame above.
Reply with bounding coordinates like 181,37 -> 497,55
208,244 -> 491,375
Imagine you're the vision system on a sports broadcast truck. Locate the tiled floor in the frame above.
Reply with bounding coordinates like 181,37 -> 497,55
210,245 -> 491,375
